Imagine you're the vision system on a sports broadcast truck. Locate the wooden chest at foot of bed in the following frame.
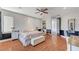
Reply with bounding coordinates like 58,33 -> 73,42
31,36 -> 45,46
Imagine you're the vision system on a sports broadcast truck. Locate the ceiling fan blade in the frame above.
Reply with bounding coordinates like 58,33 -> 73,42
43,12 -> 48,14
42,8 -> 48,12
37,9 -> 41,11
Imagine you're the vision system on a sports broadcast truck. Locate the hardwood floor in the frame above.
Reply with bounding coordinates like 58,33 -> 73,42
0,34 -> 67,51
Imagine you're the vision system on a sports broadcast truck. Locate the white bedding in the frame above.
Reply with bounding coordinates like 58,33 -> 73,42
19,31 -> 44,46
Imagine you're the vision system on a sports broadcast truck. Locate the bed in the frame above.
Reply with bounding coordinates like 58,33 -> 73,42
19,31 -> 45,46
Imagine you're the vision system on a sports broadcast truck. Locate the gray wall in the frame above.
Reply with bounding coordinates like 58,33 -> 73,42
1,10 -> 42,33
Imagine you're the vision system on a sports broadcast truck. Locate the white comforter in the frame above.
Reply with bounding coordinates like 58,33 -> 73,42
19,31 -> 44,46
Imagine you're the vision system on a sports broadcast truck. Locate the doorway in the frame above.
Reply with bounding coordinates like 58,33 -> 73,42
51,17 -> 61,35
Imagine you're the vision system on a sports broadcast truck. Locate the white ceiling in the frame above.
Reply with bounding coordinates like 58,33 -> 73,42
48,7 -> 79,16
1,7 -> 48,19
1,7 -> 79,19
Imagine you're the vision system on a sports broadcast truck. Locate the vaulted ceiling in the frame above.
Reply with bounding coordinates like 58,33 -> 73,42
1,7 -> 79,19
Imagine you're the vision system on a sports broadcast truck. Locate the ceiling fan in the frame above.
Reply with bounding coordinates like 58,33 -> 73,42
35,8 -> 48,15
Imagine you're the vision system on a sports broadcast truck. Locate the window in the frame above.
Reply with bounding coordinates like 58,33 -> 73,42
3,16 -> 14,33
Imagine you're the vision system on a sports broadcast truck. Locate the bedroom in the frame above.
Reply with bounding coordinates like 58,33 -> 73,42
0,7 -> 79,51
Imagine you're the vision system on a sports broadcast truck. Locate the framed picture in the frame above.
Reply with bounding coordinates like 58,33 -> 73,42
68,19 -> 75,33
42,20 -> 46,29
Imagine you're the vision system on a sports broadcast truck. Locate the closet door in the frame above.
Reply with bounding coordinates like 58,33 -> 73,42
3,16 -> 14,33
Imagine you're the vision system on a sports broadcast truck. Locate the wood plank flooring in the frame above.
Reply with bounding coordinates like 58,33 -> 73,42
0,34 -> 67,51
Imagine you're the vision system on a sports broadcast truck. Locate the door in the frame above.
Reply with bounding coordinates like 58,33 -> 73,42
52,17 -> 60,35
